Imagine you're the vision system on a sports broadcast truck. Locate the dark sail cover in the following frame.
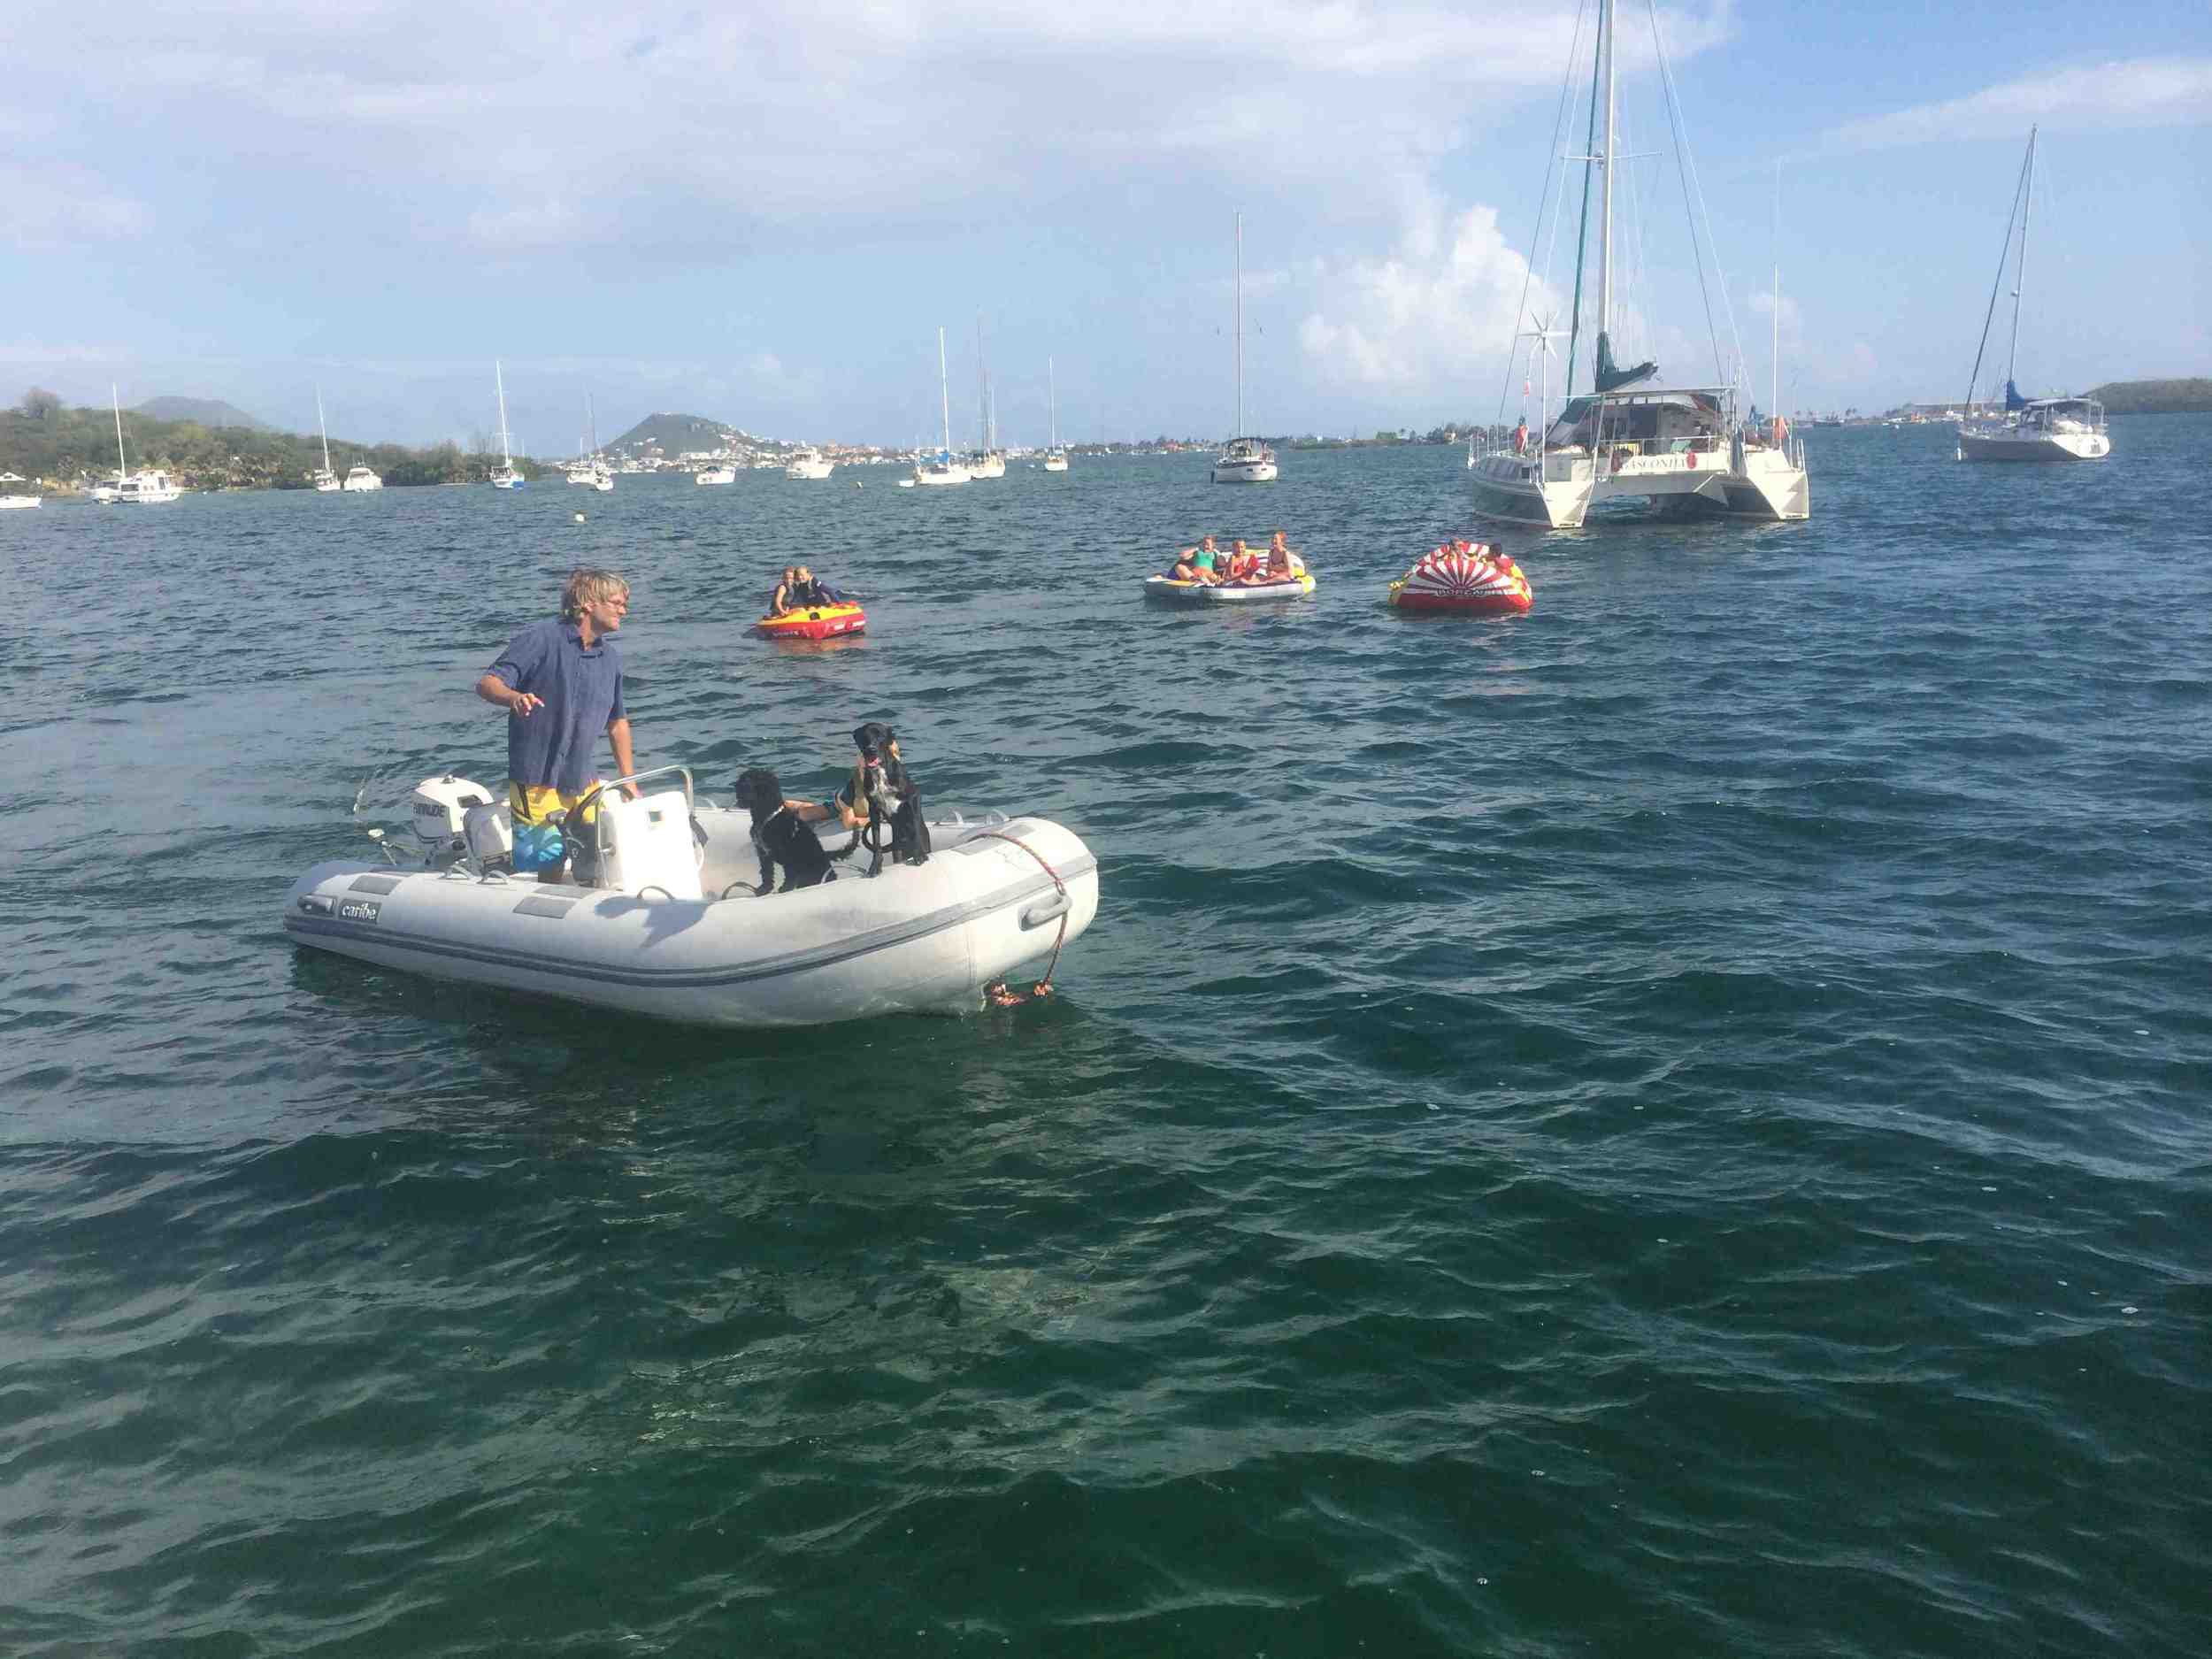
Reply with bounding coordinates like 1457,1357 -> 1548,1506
2004,378 -> 2026,412
1594,331 -> 1658,393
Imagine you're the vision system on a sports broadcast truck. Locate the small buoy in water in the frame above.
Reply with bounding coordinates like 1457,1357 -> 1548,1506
573,511 -> 586,522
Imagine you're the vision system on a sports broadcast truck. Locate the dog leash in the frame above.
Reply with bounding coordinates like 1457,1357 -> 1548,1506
969,831 -> 1071,989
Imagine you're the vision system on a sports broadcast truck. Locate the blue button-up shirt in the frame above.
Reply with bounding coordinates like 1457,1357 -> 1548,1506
485,619 -> 626,795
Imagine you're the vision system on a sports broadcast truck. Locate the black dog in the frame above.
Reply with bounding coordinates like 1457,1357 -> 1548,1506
733,767 -> 834,895
848,721 -> 931,876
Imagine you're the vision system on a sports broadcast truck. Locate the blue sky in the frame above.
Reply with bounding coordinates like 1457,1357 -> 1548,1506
3,1 -> 2205,447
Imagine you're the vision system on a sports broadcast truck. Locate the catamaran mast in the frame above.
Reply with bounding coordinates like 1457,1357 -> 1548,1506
1233,211 -> 1245,440
2007,127 -> 2036,392
1597,0 -> 1617,359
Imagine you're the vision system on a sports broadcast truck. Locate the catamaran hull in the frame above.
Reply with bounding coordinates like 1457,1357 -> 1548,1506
283,811 -> 1096,1029
1471,449 -> 1807,528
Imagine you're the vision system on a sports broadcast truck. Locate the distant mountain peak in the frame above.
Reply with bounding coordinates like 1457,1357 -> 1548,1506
135,396 -> 273,432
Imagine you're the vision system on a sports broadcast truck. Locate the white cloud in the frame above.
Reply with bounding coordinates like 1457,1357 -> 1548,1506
1820,56 -> 2212,153
1299,193 -> 1561,392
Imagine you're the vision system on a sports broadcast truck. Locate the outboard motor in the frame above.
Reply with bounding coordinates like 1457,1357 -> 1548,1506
407,773 -> 495,865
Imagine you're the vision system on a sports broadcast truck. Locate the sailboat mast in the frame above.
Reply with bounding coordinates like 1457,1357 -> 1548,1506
976,313 -> 987,452
1597,0 -> 1617,349
317,386 -> 332,473
112,384 -> 127,479
1771,163 -> 1781,431
1233,211 -> 1245,439
2007,127 -> 2035,389
587,391 -> 598,457
495,361 -> 511,464
1048,357 -> 1057,448
938,327 -> 953,456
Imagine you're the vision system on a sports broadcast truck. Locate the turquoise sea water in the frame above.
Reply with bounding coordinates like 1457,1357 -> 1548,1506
4,423 -> 2209,1655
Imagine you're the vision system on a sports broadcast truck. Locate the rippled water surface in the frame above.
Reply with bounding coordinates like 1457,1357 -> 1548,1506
4,424 -> 2210,1655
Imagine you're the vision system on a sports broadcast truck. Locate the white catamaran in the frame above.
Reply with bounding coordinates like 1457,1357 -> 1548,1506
1468,0 -> 1807,527
1212,211 -> 1278,484
1957,127 -> 2110,464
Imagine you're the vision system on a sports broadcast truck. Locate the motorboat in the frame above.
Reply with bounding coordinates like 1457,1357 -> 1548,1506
88,481 -> 120,504
0,492 -> 38,510
1957,129 -> 2110,462
1144,569 -> 1314,605
694,464 -> 736,485
342,464 -> 383,492
117,469 -> 182,504
1212,212 -> 1279,484
283,767 -> 1097,1029
753,601 -> 865,641
785,449 -> 834,480
1387,543 -> 1532,616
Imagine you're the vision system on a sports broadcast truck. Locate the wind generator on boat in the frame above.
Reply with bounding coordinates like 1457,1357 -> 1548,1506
1468,0 -> 1808,527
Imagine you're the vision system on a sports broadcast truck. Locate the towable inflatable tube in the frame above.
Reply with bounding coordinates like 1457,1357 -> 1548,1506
1387,547 -> 1531,616
754,602 -> 866,641
284,806 -> 1096,1029
1143,572 -> 1315,605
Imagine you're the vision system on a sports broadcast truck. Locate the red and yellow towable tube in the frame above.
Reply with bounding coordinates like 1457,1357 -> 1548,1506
1387,545 -> 1532,616
752,602 -> 867,641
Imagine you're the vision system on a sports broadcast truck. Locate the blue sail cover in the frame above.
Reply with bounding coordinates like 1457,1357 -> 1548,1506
2004,379 -> 2026,412
1595,331 -> 1658,394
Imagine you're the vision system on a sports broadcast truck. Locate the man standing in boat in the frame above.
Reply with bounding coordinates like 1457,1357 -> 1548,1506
475,568 -> 638,877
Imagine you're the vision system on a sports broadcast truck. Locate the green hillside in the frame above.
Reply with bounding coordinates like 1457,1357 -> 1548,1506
2086,379 -> 2212,414
602,411 -> 740,455
0,388 -> 545,489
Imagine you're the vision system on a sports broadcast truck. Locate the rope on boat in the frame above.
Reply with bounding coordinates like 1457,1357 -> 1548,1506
969,830 -> 1071,993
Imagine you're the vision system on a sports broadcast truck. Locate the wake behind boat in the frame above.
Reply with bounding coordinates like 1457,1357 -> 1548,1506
286,768 -> 1096,1028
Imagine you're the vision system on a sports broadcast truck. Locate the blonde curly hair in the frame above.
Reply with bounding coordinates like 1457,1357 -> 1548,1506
560,568 -> 629,621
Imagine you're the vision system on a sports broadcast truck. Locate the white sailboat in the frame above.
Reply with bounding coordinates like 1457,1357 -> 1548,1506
912,328 -> 972,487
489,362 -> 524,488
581,393 -> 613,491
1467,0 -> 1808,526
1042,357 -> 1069,472
1957,128 -> 2110,463
0,472 -> 39,509
312,387 -> 341,491
1212,211 -> 1278,484
965,313 -> 1007,478
109,385 -> 181,504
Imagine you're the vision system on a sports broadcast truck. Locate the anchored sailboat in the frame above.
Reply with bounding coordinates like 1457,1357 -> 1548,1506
313,387 -> 341,491
1468,0 -> 1808,527
489,362 -> 523,488
911,328 -> 972,487
1212,211 -> 1278,484
1042,357 -> 1069,472
1957,128 -> 2110,463
966,314 -> 1006,479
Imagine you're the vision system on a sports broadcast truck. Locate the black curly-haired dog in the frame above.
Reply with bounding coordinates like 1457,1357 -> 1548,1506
733,767 -> 835,895
846,721 -> 931,876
